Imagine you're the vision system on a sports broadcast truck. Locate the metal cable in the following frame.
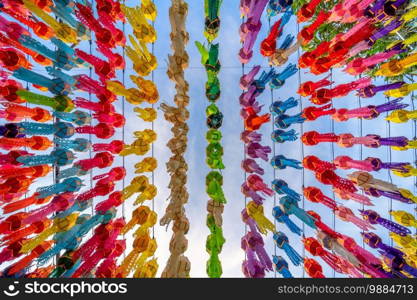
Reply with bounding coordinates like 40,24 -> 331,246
357,75 -> 366,274
296,21 -> 306,279
240,16 -> 248,262
151,0 -> 156,241
329,68 -> 336,278
384,88 -> 394,248
121,0 -> 127,259
88,5 -> 94,218
267,17 -> 277,279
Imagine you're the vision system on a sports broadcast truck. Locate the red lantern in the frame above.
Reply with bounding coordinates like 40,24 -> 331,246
297,0 -> 324,23
298,11 -> 330,46
260,19 -> 283,57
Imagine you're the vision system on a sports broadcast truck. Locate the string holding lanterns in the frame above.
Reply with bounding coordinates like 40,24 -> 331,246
238,0 -> 276,278
263,0 -> 307,277
196,0 -> 226,278
114,1 -> 159,278
158,0 -> 191,278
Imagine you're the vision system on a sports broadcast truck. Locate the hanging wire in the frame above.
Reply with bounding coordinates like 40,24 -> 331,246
88,3 -> 94,218
356,75 -> 366,273
53,14 -> 61,269
240,16 -> 248,254
151,0 -> 156,241
267,16 -> 277,279
296,21 -> 306,279
384,85 -> 394,248
53,115 -> 60,266
22,21 -> 33,270
329,68 -> 336,278
121,0 -> 127,258
349,72 -> 379,277
23,22 -> 31,215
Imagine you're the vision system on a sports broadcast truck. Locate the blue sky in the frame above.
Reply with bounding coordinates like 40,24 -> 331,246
2,0 -> 417,278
